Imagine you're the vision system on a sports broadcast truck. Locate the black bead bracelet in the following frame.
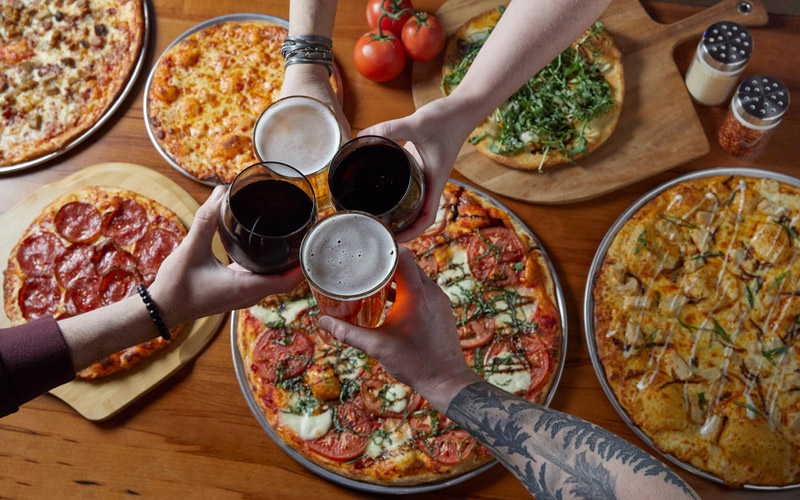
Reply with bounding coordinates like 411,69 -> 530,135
137,284 -> 171,341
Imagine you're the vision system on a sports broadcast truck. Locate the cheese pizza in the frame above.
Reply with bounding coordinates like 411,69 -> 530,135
3,186 -> 186,379
236,182 -> 563,485
441,8 -> 624,172
0,0 -> 145,166
593,174 -> 800,486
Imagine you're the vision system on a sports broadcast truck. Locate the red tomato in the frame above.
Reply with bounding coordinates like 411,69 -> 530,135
419,429 -> 476,465
521,336 -> 552,397
366,0 -> 413,35
361,379 -> 422,418
353,30 -> 406,82
308,400 -> 373,461
467,227 -> 525,285
457,303 -> 495,349
401,13 -> 446,61
251,328 -> 314,382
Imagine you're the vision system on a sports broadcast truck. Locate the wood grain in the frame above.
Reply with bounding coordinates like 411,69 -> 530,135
0,163 -> 227,421
0,0 -> 798,498
411,0 -> 768,204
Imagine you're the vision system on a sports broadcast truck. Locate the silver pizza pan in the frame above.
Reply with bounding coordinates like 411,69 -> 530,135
0,0 -> 152,175
583,166 -> 800,491
143,13 -> 344,187
231,178 -> 568,494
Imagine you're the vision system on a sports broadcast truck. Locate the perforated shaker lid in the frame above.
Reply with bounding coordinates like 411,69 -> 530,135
699,21 -> 752,72
733,75 -> 790,127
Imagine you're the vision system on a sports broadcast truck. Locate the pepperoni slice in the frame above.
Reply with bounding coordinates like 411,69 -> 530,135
55,202 -> 102,243
65,277 -> 102,315
99,268 -> 143,305
102,198 -> 148,246
17,232 -> 65,277
55,244 -> 97,288
19,277 -> 61,320
93,240 -> 137,274
134,228 -> 180,276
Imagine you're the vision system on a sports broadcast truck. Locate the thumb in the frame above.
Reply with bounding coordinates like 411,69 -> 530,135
359,116 -> 416,143
318,315 -> 383,355
187,186 -> 226,249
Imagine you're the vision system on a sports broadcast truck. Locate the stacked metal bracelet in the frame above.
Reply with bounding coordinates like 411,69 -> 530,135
281,35 -> 334,75
137,284 -> 171,341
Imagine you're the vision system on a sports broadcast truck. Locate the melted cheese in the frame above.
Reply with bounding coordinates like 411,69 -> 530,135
484,349 -> 531,393
249,297 -> 312,325
337,346 -> 368,381
365,424 -> 414,458
280,410 -> 332,440
383,384 -> 409,414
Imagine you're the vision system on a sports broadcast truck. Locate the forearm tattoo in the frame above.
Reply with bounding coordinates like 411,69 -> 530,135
447,382 -> 698,500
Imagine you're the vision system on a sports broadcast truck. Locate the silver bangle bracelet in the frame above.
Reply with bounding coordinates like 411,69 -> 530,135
282,35 -> 334,76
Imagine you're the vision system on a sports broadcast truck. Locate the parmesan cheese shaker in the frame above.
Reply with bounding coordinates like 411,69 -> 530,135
684,21 -> 752,106
718,75 -> 789,159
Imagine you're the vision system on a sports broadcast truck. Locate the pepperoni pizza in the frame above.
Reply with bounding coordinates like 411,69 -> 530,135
3,186 -> 186,379
236,182 -> 563,485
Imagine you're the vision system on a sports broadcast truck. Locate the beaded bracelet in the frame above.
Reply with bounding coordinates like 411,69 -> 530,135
281,35 -> 334,76
137,284 -> 171,341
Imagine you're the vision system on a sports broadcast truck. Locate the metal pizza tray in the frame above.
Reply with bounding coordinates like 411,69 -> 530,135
230,178 -> 568,494
142,13 -> 344,187
583,167 -> 800,491
0,0 -> 152,175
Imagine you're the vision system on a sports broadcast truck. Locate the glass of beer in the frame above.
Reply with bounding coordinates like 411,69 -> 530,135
328,135 -> 424,234
219,162 -> 317,274
253,96 -> 343,211
300,211 -> 398,328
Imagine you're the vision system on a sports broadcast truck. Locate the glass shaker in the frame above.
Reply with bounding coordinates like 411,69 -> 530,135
684,21 -> 752,106
718,75 -> 789,159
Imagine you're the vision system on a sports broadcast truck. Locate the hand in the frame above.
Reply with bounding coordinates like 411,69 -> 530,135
318,247 -> 480,411
359,97 -> 474,242
280,64 -> 351,141
150,186 -> 303,327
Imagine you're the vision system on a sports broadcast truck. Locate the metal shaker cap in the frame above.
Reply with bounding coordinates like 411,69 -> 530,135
699,21 -> 752,72
734,75 -> 790,127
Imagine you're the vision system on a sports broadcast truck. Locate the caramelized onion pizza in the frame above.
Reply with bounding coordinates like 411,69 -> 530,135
593,175 -> 800,486
237,182 -> 563,485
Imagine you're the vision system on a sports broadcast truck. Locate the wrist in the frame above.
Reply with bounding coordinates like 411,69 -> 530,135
415,366 -> 482,414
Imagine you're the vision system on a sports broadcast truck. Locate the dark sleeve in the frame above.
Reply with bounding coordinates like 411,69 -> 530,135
0,316 -> 75,417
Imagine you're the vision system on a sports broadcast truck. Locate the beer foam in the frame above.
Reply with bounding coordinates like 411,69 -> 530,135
254,97 -> 341,177
301,212 -> 397,298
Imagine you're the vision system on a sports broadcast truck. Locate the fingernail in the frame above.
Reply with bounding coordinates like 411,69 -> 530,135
318,317 -> 333,332
209,185 -> 225,201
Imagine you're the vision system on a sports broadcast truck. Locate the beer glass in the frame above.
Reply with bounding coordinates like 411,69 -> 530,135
328,135 -> 424,234
300,211 -> 398,328
219,162 -> 317,274
253,96 -> 342,211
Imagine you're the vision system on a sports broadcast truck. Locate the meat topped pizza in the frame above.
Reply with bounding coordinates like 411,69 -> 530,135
3,186 -> 186,379
0,0 -> 145,166
441,7 -> 624,172
236,182 -> 563,485
593,175 -> 800,486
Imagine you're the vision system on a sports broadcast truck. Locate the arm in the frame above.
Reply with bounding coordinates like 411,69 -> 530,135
1,186 -> 301,417
362,0 -> 611,241
318,248 -> 698,500
279,0 -> 350,139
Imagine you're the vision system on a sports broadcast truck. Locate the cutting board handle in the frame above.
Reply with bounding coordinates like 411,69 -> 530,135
659,0 -> 769,49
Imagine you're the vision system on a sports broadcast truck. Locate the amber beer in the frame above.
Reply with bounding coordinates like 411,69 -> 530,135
300,211 -> 398,328
253,96 -> 342,210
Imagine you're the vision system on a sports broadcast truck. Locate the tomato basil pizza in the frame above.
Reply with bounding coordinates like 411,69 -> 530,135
441,7 -> 623,172
236,182 -> 563,485
593,174 -> 800,486
0,0 -> 145,166
3,186 -> 186,380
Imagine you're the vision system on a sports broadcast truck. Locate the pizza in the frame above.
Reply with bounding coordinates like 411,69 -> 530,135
3,186 -> 187,380
236,182 -> 563,485
592,174 -> 800,487
441,7 -> 624,172
0,0 -> 145,166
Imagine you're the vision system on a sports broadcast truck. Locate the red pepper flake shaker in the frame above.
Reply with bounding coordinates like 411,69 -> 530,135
718,75 -> 789,159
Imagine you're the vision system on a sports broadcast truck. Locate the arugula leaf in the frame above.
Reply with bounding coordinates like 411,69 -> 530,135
726,190 -> 737,207
711,318 -> 734,345
513,262 -> 524,272
733,400 -> 762,416
745,285 -> 754,308
634,228 -> 663,258
772,218 -> 800,242
768,270 -> 788,292
631,330 -> 657,358
658,213 -> 698,229
762,345 -> 790,366
698,392 -> 707,414
690,252 -> 723,260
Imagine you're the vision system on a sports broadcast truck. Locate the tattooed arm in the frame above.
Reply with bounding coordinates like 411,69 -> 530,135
318,248 -> 699,500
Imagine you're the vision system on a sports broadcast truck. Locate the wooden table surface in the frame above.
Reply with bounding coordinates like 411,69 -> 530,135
1,1 -> 798,498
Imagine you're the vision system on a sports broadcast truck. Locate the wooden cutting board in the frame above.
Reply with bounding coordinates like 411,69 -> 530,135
411,0 -> 768,204
0,163 -> 227,421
